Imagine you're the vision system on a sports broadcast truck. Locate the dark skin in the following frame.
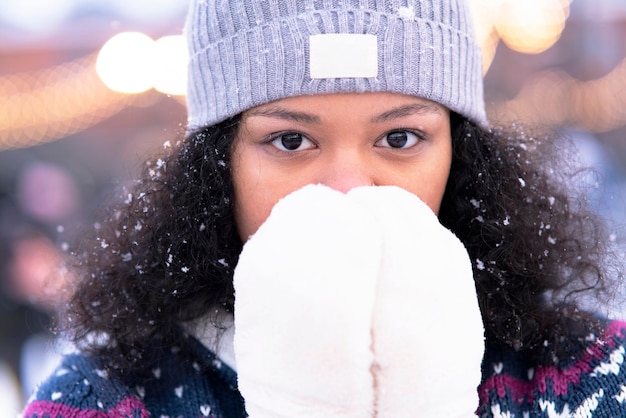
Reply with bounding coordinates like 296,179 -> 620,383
231,93 -> 453,240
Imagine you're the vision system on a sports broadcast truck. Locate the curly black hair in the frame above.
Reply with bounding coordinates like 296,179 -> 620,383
440,114 -> 620,364
58,113 -> 620,373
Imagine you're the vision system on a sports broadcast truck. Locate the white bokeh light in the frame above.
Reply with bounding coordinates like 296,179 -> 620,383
96,32 -> 156,94
153,35 -> 189,96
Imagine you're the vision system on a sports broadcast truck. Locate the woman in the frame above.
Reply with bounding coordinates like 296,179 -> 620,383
23,0 -> 626,417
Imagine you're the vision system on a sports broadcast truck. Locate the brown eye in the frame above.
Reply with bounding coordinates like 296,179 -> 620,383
379,131 -> 420,149
270,132 -> 315,152
280,133 -> 303,150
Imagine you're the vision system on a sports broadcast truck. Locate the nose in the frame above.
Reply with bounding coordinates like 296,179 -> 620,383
318,150 -> 374,193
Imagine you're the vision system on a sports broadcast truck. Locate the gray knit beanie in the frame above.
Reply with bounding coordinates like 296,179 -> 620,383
185,0 -> 487,130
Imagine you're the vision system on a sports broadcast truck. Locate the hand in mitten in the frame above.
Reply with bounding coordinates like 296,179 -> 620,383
348,186 -> 484,418
233,185 -> 381,418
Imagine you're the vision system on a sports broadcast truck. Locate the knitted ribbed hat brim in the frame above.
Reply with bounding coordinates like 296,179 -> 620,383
185,0 -> 487,130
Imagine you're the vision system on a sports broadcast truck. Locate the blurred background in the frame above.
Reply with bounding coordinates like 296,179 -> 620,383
0,0 -> 625,414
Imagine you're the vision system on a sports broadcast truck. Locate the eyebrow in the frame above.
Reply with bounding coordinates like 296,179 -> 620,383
370,103 -> 442,123
246,101 -> 441,124
246,106 -> 321,123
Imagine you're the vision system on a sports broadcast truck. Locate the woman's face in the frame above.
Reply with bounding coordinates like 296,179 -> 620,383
231,92 -> 452,240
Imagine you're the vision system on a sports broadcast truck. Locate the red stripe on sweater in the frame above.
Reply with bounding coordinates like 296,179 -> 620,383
22,396 -> 148,418
478,320 -> 626,405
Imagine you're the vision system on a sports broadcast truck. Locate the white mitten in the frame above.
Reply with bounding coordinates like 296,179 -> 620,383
348,186 -> 484,418
233,185 -> 381,418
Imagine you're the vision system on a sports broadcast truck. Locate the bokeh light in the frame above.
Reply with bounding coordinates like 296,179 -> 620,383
96,32 -> 157,94
0,53 -> 140,150
491,57 -> 626,133
1,0 -> 625,152
96,32 -> 188,96
469,0 -> 574,65
496,0 -> 572,54
467,0 -> 501,74
153,35 -> 189,96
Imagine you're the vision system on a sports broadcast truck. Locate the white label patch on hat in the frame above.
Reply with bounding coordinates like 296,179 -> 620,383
309,34 -> 378,79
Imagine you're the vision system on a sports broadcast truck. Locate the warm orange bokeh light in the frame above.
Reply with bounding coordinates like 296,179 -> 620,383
1,2 -> 624,151
496,0 -> 571,54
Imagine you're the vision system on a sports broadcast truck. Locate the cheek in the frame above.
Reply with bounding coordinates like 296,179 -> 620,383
429,152 -> 453,214
232,156 -> 270,241
231,145 -> 293,241
233,193 -> 255,242
403,146 -> 452,214
233,181 -> 279,241
424,174 -> 449,214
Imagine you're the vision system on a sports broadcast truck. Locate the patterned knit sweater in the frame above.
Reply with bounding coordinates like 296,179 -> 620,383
23,320 -> 626,417
478,320 -> 626,417
22,331 -> 246,418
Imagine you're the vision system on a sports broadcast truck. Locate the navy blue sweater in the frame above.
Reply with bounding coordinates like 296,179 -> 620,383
23,331 -> 246,417
23,320 -> 626,417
